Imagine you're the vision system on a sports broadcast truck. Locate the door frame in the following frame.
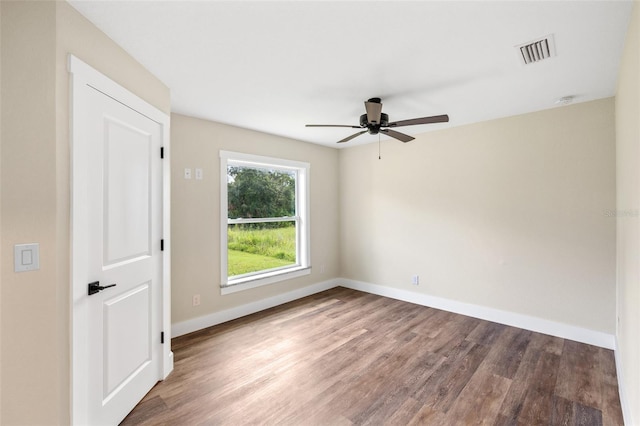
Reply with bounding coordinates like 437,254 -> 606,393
68,55 -> 173,424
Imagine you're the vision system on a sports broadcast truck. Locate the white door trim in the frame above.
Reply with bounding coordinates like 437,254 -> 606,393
68,54 -> 173,424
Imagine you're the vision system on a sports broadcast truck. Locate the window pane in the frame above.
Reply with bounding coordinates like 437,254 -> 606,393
227,222 -> 297,277
227,165 -> 296,219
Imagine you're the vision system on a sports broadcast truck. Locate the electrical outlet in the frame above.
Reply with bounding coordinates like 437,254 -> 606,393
411,275 -> 419,285
195,168 -> 203,180
192,294 -> 201,306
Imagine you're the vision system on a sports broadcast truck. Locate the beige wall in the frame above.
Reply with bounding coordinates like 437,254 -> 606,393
615,2 -> 640,424
340,98 -> 616,334
0,1 -> 170,424
171,114 -> 340,323
0,1 -> 3,419
1,2 -> 59,423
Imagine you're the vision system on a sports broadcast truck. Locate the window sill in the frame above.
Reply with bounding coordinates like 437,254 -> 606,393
221,266 -> 311,295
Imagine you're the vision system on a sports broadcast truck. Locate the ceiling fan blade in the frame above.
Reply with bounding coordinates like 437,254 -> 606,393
337,130 -> 368,144
306,124 -> 362,128
387,114 -> 449,127
381,128 -> 415,143
364,100 -> 383,125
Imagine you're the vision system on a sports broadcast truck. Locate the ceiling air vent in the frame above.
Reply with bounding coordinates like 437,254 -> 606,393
517,34 -> 556,65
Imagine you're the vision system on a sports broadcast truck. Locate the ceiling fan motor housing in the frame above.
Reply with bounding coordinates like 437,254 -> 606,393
360,113 -> 389,134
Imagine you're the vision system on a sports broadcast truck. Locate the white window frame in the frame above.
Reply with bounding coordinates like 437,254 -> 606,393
220,151 -> 310,294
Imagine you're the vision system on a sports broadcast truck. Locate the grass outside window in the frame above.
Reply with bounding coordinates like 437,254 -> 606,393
227,225 -> 296,276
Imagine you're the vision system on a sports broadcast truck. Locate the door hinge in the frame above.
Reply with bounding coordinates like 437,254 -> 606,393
161,239 -> 164,251
160,147 -> 164,159
161,331 -> 165,344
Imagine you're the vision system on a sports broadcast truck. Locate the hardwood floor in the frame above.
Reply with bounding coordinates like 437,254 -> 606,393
121,287 -> 624,425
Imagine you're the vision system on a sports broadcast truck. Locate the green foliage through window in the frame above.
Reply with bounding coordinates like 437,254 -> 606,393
227,166 -> 295,222
227,225 -> 296,276
221,151 -> 309,287
227,164 -> 298,276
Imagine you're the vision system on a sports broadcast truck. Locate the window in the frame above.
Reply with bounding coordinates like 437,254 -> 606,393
220,151 -> 310,294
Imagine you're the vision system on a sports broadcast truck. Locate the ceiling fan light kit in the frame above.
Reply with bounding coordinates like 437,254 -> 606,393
306,97 -> 449,144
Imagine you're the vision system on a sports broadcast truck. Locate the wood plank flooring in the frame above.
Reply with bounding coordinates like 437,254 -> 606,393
121,287 -> 623,425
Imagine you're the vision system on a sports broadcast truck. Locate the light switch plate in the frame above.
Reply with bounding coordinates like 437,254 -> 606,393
14,243 -> 40,272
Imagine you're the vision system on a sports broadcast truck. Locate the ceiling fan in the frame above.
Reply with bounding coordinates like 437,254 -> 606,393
306,97 -> 449,144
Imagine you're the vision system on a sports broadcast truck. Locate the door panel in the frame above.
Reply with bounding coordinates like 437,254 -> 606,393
104,117 -> 152,265
103,283 -> 151,398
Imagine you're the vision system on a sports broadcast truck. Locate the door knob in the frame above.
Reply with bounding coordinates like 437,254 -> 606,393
88,281 -> 117,296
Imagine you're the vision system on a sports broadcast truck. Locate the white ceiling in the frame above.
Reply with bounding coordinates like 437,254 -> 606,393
68,0 -> 633,148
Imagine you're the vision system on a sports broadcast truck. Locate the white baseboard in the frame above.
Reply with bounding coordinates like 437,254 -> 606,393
614,336 -> 632,426
339,279 -> 615,350
171,278 -> 341,338
172,277 -> 615,350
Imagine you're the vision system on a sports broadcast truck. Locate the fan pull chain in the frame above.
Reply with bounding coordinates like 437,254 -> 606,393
378,133 -> 381,160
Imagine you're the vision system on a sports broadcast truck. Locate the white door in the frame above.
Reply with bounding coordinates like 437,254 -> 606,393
70,56 -> 172,425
